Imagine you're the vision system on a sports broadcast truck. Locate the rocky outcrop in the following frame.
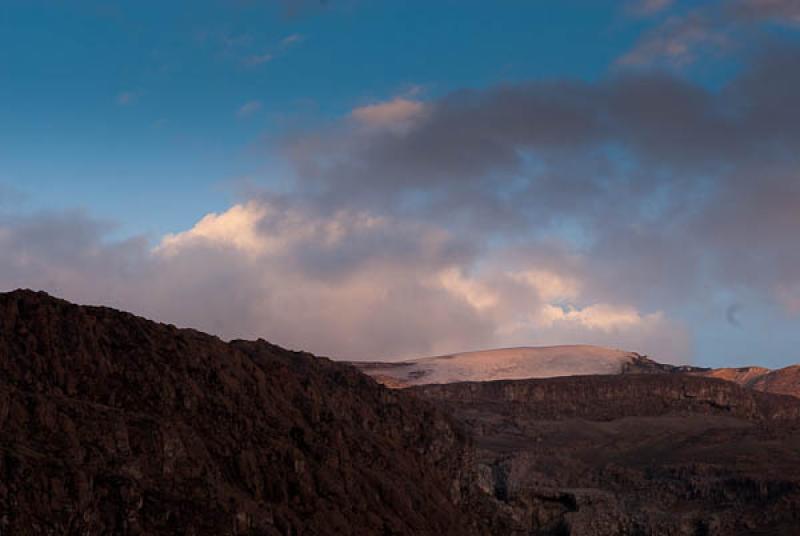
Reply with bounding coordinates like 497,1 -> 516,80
620,354 -> 710,375
0,290 -> 489,535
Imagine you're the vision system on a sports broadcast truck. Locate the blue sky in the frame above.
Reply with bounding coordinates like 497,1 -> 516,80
2,0 -> 800,367
1,0 -> 646,236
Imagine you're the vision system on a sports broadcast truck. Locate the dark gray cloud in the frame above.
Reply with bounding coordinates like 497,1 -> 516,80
280,41 -> 800,320
726,303 -> 743,327
729,0 -> 800,24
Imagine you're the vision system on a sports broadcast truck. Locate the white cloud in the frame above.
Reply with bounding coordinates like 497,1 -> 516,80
281,33 -> 304,47
618,13 -> 730,68
538,303 -> 660,332
351,97 -> 427,131
438,268 -> 498,311
157,202 -> 269,256
244,53 -> 273,66
510,269 -> 581,302
237,100 -> 263,118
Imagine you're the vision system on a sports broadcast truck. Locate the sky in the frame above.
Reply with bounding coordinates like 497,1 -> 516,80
1,0 -> 800,367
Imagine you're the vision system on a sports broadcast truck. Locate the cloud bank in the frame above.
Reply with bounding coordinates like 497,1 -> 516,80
2,10 -> 799,365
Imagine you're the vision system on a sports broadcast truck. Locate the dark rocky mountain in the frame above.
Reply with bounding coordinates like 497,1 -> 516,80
414,375 -> 800,535
3,289 -> 800,535
0,290 -> 491,535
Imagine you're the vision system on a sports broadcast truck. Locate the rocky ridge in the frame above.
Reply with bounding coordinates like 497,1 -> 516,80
0,289 -> 490,535
413,375 -> 800,535
3,290 -> 800,535
355,347 -> 800,401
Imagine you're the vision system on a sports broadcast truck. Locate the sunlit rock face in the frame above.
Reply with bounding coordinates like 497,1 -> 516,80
697,365 -> 800,399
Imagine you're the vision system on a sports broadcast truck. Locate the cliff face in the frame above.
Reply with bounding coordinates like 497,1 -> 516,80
412,373 -> 800,421
0,290 -> 485,535
412,375 -> 800,535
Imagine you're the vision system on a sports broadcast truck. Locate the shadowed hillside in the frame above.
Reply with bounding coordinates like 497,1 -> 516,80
0,290 -> 488,535
3,290 -> 800,535
413,375 -> 800,534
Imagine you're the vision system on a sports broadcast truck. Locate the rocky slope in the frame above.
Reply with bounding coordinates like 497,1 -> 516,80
0,289 -> 492,535
413,375 -> 800,535
697,365 -> 800,398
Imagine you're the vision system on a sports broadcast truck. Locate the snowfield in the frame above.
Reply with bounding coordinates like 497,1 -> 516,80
355,345 -> 639,387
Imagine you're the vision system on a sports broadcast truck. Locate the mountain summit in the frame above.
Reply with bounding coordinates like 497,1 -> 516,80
353,345 -> 678,387
354,346 -> 800,400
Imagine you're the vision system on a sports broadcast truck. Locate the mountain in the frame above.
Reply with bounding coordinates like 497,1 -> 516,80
354,346 -> 800,400
3,289 -> 800,535
0,290 -> 490,535
353,345 -> 637,387
352,345 -> 707,388
413,374 -> 800,534
697,365 -> 800,398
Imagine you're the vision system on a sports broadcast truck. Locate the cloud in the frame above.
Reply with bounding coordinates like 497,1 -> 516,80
511,269 -> 580,302
0,197 -> 690,362
539,303 -> 660,332
281,33 -> 305,47
158,202 -> 269,255
617,12 -> 730,68
628,0 -> 675,17
732,0 -> 800,24
278,42 -> 800,335
351,97 -> 427,131
221,30 -> 304,67
620,0 -> 800,69
438,267 -> 498,311
237,100 -> 263,118
244,52 -> 273,66
726,303 -> 743,327
115,91 -> 140,106
0,202 -> 487,360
